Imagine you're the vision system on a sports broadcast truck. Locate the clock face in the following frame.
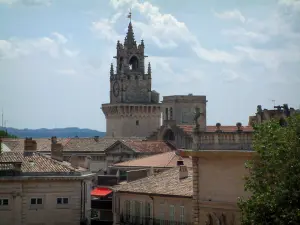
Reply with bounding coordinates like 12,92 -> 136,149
113,81 -> 120,97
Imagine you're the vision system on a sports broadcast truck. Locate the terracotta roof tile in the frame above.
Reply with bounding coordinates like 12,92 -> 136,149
0,152 -> 84,173
121,140 -> 176,153
113,151 -> 192,168
114,167 -> 193,197
179,125 -> 254,134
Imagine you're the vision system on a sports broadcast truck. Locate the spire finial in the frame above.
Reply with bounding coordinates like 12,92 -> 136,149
124,9 -> 136,48
127,8 -> 132,22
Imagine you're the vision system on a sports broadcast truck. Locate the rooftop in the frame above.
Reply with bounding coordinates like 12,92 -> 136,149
113,151 -> 192,168
114,167 -> 193,197
0,152 -> 87,175
120,140 -> 176,153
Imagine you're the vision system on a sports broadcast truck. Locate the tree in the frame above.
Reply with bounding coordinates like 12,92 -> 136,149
239,114 -> 300,225
0,130 -> 17,138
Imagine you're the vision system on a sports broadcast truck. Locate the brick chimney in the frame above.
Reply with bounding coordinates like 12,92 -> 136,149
70,155 -> 79,168
83,156 -> 91,170
51,137 -> 63,162
179,165 -> 188,179
24,138 -> 37,155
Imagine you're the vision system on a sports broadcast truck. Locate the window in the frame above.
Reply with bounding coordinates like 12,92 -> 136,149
136,120 -> 139,126
180,206 -> 185,224
169,205 -> 175,224
57,197 -> 69,204
0,199 -> 8,206
160,203 -> 165,225
124,200 -> 130,220
30,198 -> 43,205
145,202 -> 151,218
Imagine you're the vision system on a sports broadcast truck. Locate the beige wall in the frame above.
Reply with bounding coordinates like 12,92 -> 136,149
0,179 -> 92,225
191,152 -> 253,225
113,192 -> 192,224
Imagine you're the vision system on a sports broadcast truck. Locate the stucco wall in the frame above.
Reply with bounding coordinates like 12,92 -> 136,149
0,179 -> 92,225
114,192 -> 192,224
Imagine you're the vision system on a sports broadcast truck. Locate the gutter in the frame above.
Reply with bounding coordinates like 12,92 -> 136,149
80,180 -> 83,220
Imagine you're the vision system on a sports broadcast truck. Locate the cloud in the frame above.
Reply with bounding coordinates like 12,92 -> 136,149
56,69 -> 77,75
213,9 -> 246,23
91,0 -> 240,64
0,0 -> 51,6
0,33 -> 79,60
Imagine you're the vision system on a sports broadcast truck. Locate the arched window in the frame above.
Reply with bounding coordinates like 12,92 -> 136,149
129,56 -> 139,71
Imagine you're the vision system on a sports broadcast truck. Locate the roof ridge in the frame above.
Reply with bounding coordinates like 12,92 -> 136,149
165,151 -> 177,167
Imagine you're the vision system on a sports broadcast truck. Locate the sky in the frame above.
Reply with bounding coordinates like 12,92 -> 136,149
0,0 -> 299,132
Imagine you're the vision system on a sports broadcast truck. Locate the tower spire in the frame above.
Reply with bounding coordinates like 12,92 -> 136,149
124,9 -> 136,48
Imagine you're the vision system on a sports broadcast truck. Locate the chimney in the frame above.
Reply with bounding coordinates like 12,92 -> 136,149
51,136 -> 57,144
13,162 -> 22,172
70,155 -> 80,168
83,156 -> 91,170
24,138 -> 37,155
94,136 -> 99,142
51,141 -> 63,162
236,122 -> 242,132
216,123 -> 222,132
177,157 -> 184,166
179,165 -> 188,179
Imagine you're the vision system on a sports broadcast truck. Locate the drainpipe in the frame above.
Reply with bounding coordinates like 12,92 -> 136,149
80,180 -> 83,220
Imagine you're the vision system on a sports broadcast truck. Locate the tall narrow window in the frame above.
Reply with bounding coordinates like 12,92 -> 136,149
169,205 -> 175,225
160,203 -> 165,225
165,108 -> 169,120
180,206 -> 185,224
124,200 -> 130,220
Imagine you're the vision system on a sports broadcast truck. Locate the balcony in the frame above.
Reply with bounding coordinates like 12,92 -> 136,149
120,214 -> 192,225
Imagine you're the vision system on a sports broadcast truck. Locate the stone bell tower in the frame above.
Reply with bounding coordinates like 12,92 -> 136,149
101,19 -> 161,138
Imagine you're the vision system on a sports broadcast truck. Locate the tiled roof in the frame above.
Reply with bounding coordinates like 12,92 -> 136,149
114,167 -> 193,197
113,151 -> 192,168
2,137 -> 146,153
179,125 -> 254,134
0,152 -> 85,173
121,140 -> 176,153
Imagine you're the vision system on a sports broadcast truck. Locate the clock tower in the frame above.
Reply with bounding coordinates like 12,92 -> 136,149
101,20 -> 161,137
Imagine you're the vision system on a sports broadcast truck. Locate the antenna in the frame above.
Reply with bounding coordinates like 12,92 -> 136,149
1,108 -> 3,128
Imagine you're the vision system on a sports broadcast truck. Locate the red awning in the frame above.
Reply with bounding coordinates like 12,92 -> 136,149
91,187 -> 112,197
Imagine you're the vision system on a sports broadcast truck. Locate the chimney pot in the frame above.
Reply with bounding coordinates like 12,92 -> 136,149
51,136 -> 57,144
94,136 -> 99,142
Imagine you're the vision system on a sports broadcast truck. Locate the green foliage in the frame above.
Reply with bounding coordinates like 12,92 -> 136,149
238,114 -> 300,225
0,130 -> 17,138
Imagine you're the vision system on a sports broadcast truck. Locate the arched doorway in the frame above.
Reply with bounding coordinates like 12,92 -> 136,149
163,129 -> 175,141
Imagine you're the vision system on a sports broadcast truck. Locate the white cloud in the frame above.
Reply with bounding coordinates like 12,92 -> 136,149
91,0 -> 239,64
213,9 -> 246,23
0,0 -> 51,6
56,69 -> 77,75
0,33 -> 79,60
221,27 -> 269,44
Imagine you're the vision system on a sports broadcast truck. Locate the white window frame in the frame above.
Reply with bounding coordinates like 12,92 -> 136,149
56,197 -> 69,205
0,198 -> 9,206
30,197 -> 44,209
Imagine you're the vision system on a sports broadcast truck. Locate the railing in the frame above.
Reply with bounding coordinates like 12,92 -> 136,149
120,215 -> 192,225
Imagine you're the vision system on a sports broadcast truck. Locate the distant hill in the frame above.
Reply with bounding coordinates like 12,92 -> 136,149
0,127 -> 106,138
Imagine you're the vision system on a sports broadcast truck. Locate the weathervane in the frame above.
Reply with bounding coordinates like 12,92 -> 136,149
127,8 -> 132,22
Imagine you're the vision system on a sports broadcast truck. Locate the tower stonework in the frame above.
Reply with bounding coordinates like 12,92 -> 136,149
101,22 -> 161,137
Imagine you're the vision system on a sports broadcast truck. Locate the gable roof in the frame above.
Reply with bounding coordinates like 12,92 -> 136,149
114,167 -> 193,197
0,152 -> 86,174
113,151 -> 192,168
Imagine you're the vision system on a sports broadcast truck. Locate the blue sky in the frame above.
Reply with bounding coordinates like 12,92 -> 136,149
0,0 -> 299,131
